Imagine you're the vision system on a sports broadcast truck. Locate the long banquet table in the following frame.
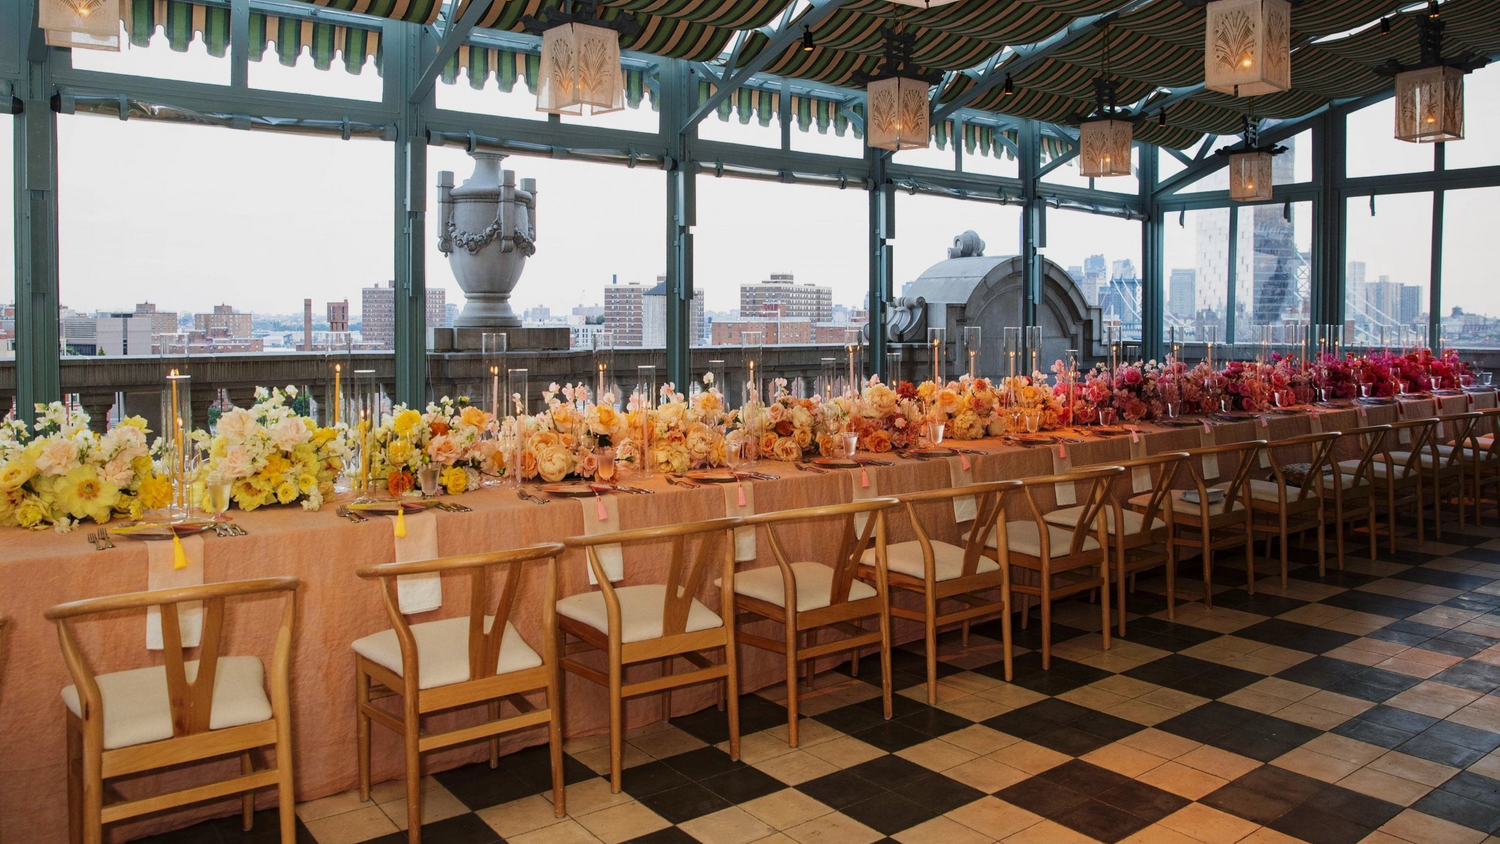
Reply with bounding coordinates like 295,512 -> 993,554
0,395 -> 1491,843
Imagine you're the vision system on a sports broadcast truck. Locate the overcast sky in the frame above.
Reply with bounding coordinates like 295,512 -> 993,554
1,36 -> 1498,324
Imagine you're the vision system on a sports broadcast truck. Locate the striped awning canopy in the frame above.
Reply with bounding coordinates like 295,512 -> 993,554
131,0 -> 1500,150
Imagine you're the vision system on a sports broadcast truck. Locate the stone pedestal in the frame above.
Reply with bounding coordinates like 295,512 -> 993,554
427,327 -> 571,353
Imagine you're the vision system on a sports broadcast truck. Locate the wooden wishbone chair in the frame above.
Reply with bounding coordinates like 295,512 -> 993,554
48,577 -> 299,844
726,497 -> 900,746
992,466 -> 1124,671
1246,431 -> 1339,586
1422,412 -> 1482,537
1069,451 -> 1188,637
1361,417 -> 1438,548
1462,408 -> 1500,524
864,480 -> 1022,694
1322,424 -> 1392,567
560,517 -> 744,793
1137,439 -> 1264,606
353,543 -> 566,843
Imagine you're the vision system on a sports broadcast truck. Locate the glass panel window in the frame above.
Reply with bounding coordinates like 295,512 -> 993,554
1042,209 -> 1143,341
1345,193 -> 1432,346
1,114 -> 13,376
698,96 -> 783,150
696,178 -> 869,349
1164,208 -> 1230,344
1439,187 -> 1500,347
962,145 -> 1020,178
892,140 -> 957,171
1444,63 -> 1500,170
436,76 -> 548,121
1274,130 -> 1312,185
1234,201 -> 1312,343
70,22 -> 230,85
1044,146 -> 1139,194
1346,97 -> 1433,178
893,193 -> 1022,292
789,123 -> 863,158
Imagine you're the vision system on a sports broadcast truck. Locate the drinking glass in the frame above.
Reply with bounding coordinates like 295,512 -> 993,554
725,432 -> 743,472
1099,407 -> 1117,427
930,422 -> 945,445
1486,372 -> 1494,387
205,480 -> 233,523
1166,401 -> 1180,419
842,431 -> 859,458
418,466 -> 440,497
595,447 -> 617,483
1025,409 -> 1040,434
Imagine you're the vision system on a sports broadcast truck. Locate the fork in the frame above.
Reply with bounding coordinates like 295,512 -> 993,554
99,530 -> 116,549
86,530 -> 104,551
516,489 -> 551,505
795,462 -> 828,474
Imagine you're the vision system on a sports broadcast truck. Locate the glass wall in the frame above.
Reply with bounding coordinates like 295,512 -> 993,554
1445,64 -> 1500,170
1,114 -> 12,369
1163,208 -> 1229,344
1234,200 -> 1312,343
894,192 -> 1021,293
1345,192 -> 1431,346
1346,98 -> 1433,178
1439,187 -> 1500,347
1043,209 -> 1143,340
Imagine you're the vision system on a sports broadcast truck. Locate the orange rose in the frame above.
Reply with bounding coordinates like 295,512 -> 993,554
430,419 -> 450,436
817,434 -> 838,457
776,420 -> 794,437
865,430 -> 892,453
460,406 -> 488,429
772,437 -> 804,462
387,470 -> 414,497
759,433 -> 778,459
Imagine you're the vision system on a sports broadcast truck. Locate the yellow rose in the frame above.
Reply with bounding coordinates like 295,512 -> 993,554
136,472 -> 173,511
551,403 -> 576,428
392,409 -> 422,437
936,388 -> 962,415
276,482 -> 299,505
460,406 -> 488,429
536,446 -> 573,483
651,445 -> 690,475
793,428 -> 813,449
15,494 -> 50,529
441,466 -> 469,494
590,404 -> 620,437
772,437 -> 804,463
817,434 -> 838,457
0,459 -> 37,492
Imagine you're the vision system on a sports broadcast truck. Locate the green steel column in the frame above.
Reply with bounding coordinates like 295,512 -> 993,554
867,147 -> 892,379
1140,147 -> 1163,359
390,23 -> 429,406
662,60 -> 695,390
1311,114 -> 1345,329
1019,120 -> 1041,332
14,10 -> 60,424
1430,145 -> 1444,349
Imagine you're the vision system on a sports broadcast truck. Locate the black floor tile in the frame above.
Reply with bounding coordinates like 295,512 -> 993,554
1396,733 -> 1489,768
622,828 -> 701,844
1331,717 -> 1416,749
1156,702 -> 1254,744
699,766 -> 785,804
1051,798 -> 1152,843
1267,804 -> 1375,844
406,814 -> 501,844
996,776 -> 1090,818
1362,704 -> 1441,734
1201,782 -> 1299,824
638,782 -> 733,824
1037,760 -> 1132,796
1094,779 -> 1190,824
616,760 -> 694,799
1421,720 -> 1500,753
796,770 -> 881,810
1432,661 -> 1500,693
1210,715 -> 1323,762
853,720 -> 941,752
1316,784 -> 1404,829
1411,788 -> 1500,833
838,793 -> 939,835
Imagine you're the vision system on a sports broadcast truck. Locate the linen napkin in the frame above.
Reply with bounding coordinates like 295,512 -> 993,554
1053,444 -> 1076,506
1200,424 -> 1220,480
580,495 -> 624,584
393,510 -> 442,613
722,481 -> 757,562
146,533 -> 204,650
950,456 -> 977,522
850,469 -> 880,534
1396,401 -> 1411,445
1128,429 -> 1151,494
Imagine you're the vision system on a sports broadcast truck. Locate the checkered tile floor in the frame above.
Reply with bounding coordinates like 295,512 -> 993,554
146,521 -> 1500,844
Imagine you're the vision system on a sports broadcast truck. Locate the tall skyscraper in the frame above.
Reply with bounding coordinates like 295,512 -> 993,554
1168,269 -> 1196,320
604,280 -> 645,346
739,273 -> 833,322
1245,150 -> 1302,328
1082,254 -> 1107,305
360,281 -> 446,349
641,280 -> 705,347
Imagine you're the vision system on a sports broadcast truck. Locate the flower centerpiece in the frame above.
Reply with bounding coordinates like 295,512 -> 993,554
757,384 -> 827,462
0,403 -> 168,531
368,396 -> 491,497
194,386 -> 352,511
832,377 -> 920,453
1002,373 -> 1066,430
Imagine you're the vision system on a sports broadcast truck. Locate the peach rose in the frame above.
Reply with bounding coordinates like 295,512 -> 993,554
772,437 -> 803,462
427,434 -> 462,466
864,430 -> 892,453
759,433 -> 778,459
460,406 -> 488,429
387,470 -> 413,497
536,446 -> 574,483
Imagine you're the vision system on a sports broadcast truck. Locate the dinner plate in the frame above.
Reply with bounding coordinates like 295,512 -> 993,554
1268,409 -> 1301,415
539,483 -> 599,497
109,520 -> 217,540
1093,426 -> 1127,436
812,457 -> 860,469
348,500 -> 428,515
910,447 -> 957,456
686,470 -> 739,483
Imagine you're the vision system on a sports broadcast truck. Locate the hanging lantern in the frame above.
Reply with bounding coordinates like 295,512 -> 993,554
1395,63 -> 1465,143
1079,119 -> 1133,178
1203,0 -> 1291,97
39,0 -> 120,52
857,26 -> 943,152
1378,2 -> 1486,143
867,76 -> 931,151
524,0 -> 636,117
1216,117 -> 1285,202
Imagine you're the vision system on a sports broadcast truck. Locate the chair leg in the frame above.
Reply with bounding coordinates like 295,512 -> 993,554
548,636 -> 566,818
1166,536 -> 1177,621
81,736 -> 103,844
962,619 -> 971,648
608,658 -> 625,793
1387,485 -> 1398,554
404,698 -> 423,844
356,666 -> 372,802
1202,541 -> 1215,609
1333,497 -> 1345,573
277,712 -> 297,844
1000,561 -> 1014,683
66,721 -> 83,844
1099,555 -> 1111,651
241,752 -> 256,831
661,657 -> 674,721
1315,505 -> 1327,580
488,701 -> 501,769
923,586 -> 939,705
785,617 -> 801,747
878,607 -> 894,722
1368,500 -> 1378,562
1116,545 -> 1128,639
724,635 -> 741,762
1278,514 -> 1289,591
1040,570 -> 1053,671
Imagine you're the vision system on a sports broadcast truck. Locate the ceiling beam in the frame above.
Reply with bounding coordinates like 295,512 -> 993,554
932,0 -> 1160,124
682,0 -> 852,133
409,0 -> 496,104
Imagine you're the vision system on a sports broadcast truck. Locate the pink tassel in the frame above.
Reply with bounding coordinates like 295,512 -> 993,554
1057,443 -> 1067,459
1260,416 -> 1269,428
959,453 -> 971,471
860,467 -> 870,489
736,482 -> 747,508
595,494 -> 608,521
1129,428 -> 1139,444
1202,420 -> 1212,434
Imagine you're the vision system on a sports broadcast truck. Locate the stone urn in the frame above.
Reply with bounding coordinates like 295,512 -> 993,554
437,152 -> 537,328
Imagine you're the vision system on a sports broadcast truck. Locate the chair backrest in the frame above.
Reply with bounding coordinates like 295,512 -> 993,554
1386,417 -> 1438,474
1330,424 -> 1392,489
1107,452 -> 1189,532
1018,466 -> 1126,556
740,498 -> 899,609
888,481 -> 1022,578
564,518 -> 744,637
357,543 -> 564,684
1476,408 -> 1500,458
1434,412 -> 1481,469
46,577 -> 299,739
1266,431 -> 1339,504
1185,439 -> 1266,511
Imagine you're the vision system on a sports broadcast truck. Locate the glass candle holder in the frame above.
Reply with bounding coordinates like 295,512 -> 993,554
483,332 -> 509,422
927,327 -> 947,386
636,365 -> 656,477
845,327 -> 864,395
1003,327 -> 1021,381
591,330 -> 613,408
963,326 -> 982,381
742,331 -> 763,409
1027,326 -> 1043,379
162,370 -> 193,519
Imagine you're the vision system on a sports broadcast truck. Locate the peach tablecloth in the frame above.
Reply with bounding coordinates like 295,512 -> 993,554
0,395 -> 1486,843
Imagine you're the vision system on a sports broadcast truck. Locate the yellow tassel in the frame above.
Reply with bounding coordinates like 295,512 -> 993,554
172,533 -> 188,570
395,506 -> 407,538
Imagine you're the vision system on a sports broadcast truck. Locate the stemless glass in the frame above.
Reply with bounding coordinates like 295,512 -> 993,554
1486,372 -> 1494,387
1166,401 -> 1180,419
725,432 -> 744,473
1099,407 -> 1118,427
930,422 -> 945,445
418,466 -> 440,497
842,431 -> 859,458
1025,409 -> 1040,434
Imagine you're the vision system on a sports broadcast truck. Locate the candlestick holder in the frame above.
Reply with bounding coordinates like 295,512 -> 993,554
1003,327 -> 1021,382
1026,326 -> 1042,381
636,365 -> 656,476
742,331 -> 763,410
963,326 -> 982,381
846,327 -> 864,397
590,331 -> 613,408
162,370 -> 194,520
927,327 -> 947,387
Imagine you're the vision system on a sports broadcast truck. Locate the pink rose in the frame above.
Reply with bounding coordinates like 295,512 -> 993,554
426,434 -> 462,466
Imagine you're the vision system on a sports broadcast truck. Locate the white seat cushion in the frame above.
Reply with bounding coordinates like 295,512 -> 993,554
717,562 -> 876,612
556,584 -> 722,644
863,540 -> 996,581
61,656 -> 272,751
1319,470 -> 1371,491
1347,458 -> 1411,479
352,616 -> 542,690
1245,479 -> 1292,502
991,522 -> 1101,557
1131,489 -> 1240,517
1043,505 -> 1164,536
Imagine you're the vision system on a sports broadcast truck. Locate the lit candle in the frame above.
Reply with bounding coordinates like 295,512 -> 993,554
333,364 -> 342,426
491,366 -> 500,420
358,416 -> 370,492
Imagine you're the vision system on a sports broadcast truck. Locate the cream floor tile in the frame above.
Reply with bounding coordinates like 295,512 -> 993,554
1088,674 -> 1160,699
989,741 -> 1070,775
937,695 -> 1013,722
1000,819 -> 1096,844
574,743 -> 653,774
1337,767 -> 1435,807
1384,681 -> 1483,719
741,789 -> 835,830
1467,751 -> 1500,780
978,684 -> 1049,709
1323,646 -> 1390,666
378,787 -> 473,831
1244,677 -> 1319,702
1367,751 -> 1463,787
803,736 -> 886,769
508,818 -> 606,844
1376,656 -> 1448,679
943,724 -> 1023,755
628,724 -> 710,760
680,807 -> 779,844
1136,688 -> 1210,713
547,778 -> 635,816
1301,690 -> 1376,718
1081,743 -> 1169,778
575,801 -> 671,844
1055,685 -> 1131,712
1274,701 -> 1353,731
766,719 -> 843,748
941,757 -> 1032,793
366,776 -> 446,805
1302,734 -> 1388,766
783,811 -> 883,844
296,789 -> 369,823
1117,728 -> 1202,760
1217,688 -> 1293,715
754,749 -> 841,786
1115,824 -> 1203,844
303,806 -> 400,844
1273,747 -> 1362,783
1378,809 -> 1489,844
478,794 -> 569,839
1103,698 -> 1181,726
1136,761 -> 1230,800
1176,745 -> 1261,780
1158,804 -> 1260,843
892,815 -> 996,844
730,731 -> 800,765
944,798 -> 1041,841
1236,829 -> 1309,843
897,738 -> 980,772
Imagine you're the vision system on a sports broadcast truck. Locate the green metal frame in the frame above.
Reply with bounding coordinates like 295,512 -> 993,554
9,0 -> 1500,416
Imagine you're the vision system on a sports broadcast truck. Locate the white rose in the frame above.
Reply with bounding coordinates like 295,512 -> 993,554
270,417 -> 311,451
216,408 -> 258,445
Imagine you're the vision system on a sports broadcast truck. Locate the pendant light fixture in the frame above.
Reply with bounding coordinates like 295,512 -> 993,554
1377,1 -> 1488,143
1202,0 -> 1291,97
1215,114 -> 1285,202
854,25 -> 943,152
523,0 -> 639,116
1072,26 -> 1133,178
40,0 -> 120,51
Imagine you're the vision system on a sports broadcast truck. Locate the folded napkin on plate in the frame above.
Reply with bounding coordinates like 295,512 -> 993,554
950,456 -> 977,522
393,510 -> 442,614
721,481 -> 757,562
146,533 -> 204,650
580,494 -> 624,584
1053,444 -> 1076,506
